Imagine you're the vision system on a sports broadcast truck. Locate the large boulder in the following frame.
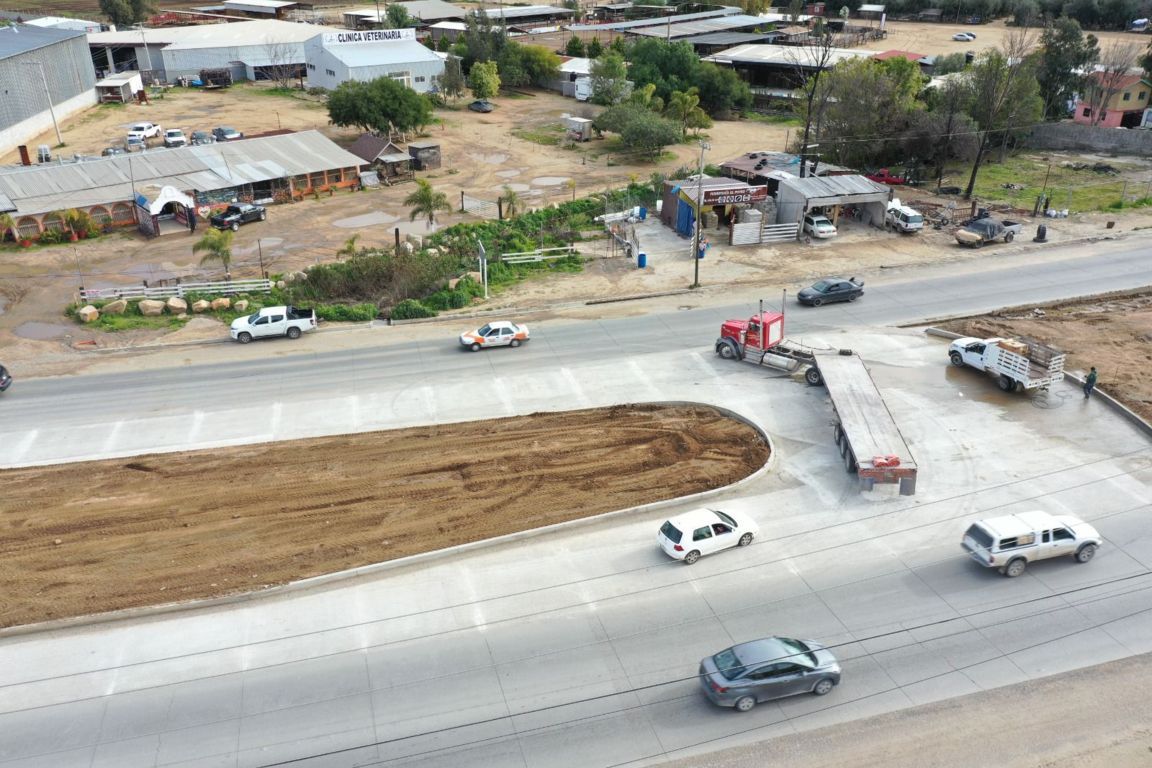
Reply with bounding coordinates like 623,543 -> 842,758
138,299 -> 166,316
210,297 -> 231,311
78,305 -> 99,323
191,299 -> 210,313
102,299 -> 128,315
233,299 -> 249,312
166,297 -> 187,314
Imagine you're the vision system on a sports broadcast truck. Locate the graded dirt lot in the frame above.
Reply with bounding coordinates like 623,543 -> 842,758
0,403 -> 768,629
940,289 -> 1152,422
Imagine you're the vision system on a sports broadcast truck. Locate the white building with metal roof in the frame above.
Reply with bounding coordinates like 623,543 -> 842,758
303,28 -> 444,91
342,0 -> 466,28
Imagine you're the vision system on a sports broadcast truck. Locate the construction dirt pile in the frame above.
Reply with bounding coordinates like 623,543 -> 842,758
0,404 -> 769,629
940,289 -> 1152,421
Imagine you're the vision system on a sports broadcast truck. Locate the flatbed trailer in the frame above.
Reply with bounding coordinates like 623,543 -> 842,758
810,351 -> 918,495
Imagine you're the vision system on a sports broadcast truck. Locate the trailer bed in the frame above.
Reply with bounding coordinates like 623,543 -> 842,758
815,351 -> 917,494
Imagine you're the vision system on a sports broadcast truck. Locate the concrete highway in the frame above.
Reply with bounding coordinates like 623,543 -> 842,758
0,239 -> 1150,768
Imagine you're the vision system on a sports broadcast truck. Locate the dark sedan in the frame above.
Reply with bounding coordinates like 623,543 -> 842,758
212,126 -> 244,142
699,637 -> 841,712
797,276 -> 864,306
0,363 -> 12,393
210,203 -> 266,231
468,100 -> 494,113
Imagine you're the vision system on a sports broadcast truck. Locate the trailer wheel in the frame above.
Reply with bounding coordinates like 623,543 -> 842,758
805,366 -> 823,386
949,351 -> 964,367
717,342 -> 738,360
1004,231 -> 1015,242
845,449 -> 857,474
833,424 -> 844,446
998,374 -> 1015,392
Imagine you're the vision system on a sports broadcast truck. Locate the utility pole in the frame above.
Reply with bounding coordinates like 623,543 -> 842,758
23,62 -> 63,146
477,238 -> 489,299
691,140 -> 710,289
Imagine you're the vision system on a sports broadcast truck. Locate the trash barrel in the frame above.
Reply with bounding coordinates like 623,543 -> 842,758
638,206 -> 648,221
637,252 -> 647,269
1034,224 -> 1047,243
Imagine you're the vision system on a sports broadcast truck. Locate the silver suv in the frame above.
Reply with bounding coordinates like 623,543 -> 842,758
962,511 -> 1101,577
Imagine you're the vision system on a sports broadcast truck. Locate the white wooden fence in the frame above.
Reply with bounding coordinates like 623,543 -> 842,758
501,245 -> 577,264
80,279 -> 273,302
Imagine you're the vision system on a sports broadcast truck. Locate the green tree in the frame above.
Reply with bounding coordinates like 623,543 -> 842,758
586,37 -> 604,58
593,102 -> 651,135
193,228 -> 234,278
1036,18 -> 1098,119
459,13 -> 508,70
565,34 -> 586,57
0,212 -> 16,242
500,185 -> 522,217
99,0 -> 152,27
933,52 -> 970,74
504,43 -> 561,87
626,39 -> 701,104
468,60 -> 501,100
385,4 -> 414,27
694,63 -> 751,118
437,34 -> 452,52
620,111 -> 681,158
905,77 -> 978,187
628,82 -> 664,113
403,179 -> 452,228
438,55 -> 466,101
328,77 -> 433,136
665,87 -> 708,138
590,51 -> 630,105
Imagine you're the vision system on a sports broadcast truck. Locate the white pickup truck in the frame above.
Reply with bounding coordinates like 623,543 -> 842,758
885,199 -> 924,233
230,306 -> 316,344
126,122 -> 163,142
949,336 -> 1066,392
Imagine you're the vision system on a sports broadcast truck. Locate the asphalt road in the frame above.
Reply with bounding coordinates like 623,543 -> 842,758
0,237 -> 1151,768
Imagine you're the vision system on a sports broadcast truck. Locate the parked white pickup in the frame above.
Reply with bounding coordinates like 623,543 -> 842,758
949,336 -> 1066,392
126,122 -> 162,141
230,306 -> 316,344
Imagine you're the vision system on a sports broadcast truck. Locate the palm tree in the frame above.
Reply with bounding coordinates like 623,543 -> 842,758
403,179 -> 452,229
0,212 -> 16,243
665,88 -> 703,139
193,228 -> 235,279
501,185 -> 522,218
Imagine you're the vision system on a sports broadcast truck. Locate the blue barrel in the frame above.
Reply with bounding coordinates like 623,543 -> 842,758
637,252 -> 647,269
638,206 -> 648,221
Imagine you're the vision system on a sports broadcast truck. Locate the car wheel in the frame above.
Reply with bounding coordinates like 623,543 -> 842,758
230,222 -> 239,232
950,351 -> 964,367
811,297 -> 823,307
1004,558 -> 1027,577
684,550 -> 701,565
1005,231 -> 1015,242
848,293 -> 858,302
259,211 -> 267,221
738,532 -> 753,547
237,332 -> 252,344
470,342 -> 482,352
998,375 -> 1015,392
510,339 -> 521,348
812,678 -> 835,696
717,342 -> 738,360
1076,543 -> 1097,563
805,366 -> 823,386
734,696 -> 756,712
286,327 -> 301,340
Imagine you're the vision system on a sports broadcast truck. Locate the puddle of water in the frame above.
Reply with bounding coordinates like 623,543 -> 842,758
471,153 -> 508,165
495,169 -> 522,178
332,211 -> 400,229
494,183 -> 530,193
531,176 -> 570,186
14,321 -> 74,340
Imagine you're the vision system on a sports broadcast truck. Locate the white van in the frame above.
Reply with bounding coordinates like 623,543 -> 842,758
885,199 -> 924,233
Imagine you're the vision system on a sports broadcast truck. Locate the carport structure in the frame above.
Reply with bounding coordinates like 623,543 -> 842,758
776,174 -> 891,228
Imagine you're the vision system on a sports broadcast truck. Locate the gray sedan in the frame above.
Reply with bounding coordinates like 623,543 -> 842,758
699,637 -> 841,712
797,276 -> 864,306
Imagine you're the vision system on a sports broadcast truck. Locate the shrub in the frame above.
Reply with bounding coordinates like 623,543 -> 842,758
315,303 -> 378,322
390,299 -> 437,320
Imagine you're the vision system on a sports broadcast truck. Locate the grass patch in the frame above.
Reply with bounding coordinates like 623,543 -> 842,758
511,123 -> 564,146
959,154 -> 1139,212
85,313 -> 189,332
744,112 -> 802,126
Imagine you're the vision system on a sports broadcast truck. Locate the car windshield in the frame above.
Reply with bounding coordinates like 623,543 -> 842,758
964,524 -> 994,549
476,323 -> 492,335
220,127 -> 236,133
713,648 -> 747,681
659,520 -> 682,544
811,280 -> 832,292
246,312 -> 260,323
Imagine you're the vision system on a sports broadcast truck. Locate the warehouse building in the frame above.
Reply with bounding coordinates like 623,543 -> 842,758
0,25 -> 97,153
342,0 -> 466,29
303,28 -> 444,91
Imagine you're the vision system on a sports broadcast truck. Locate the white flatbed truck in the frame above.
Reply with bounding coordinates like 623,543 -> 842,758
949,336 -> 1065,392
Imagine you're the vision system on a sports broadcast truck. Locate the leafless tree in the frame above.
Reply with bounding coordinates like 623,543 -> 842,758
261,38 -> 301,90
787,27 -> 839,177
1084,41 -> 1143,127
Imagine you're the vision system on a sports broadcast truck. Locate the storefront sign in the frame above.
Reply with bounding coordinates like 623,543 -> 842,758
701,186 -> 768,206
323,29 -> 416,45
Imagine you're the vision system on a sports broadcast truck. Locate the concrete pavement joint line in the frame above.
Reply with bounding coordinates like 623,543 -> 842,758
0,402 -> 776,636
924,326 -> 1152,440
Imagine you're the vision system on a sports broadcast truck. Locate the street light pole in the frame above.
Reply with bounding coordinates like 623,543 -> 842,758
690,140 -> 710,289
23,61 -> 63,146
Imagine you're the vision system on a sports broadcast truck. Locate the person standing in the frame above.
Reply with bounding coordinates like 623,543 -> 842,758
1083,367 -> 1098,399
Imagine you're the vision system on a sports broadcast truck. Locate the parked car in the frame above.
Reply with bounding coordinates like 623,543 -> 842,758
212,126 -> 243,141
953,31 -> 976,41
190,130 -> 215,145
962,511 -> 1101,577
657,507 -> 759,564
459,321 -> 529,351
102,146 -> 126,156
126,122 -> 162,141
163,129 -> 188,148
699,637 -> 841,712
797,277 -> 864,306
210,203 -> 266,231
803,214 -> 837,239
469,100 -> 495,113
0,363 -> 11,393
865,168 -> 906,185
125,136 -> 146,153
230,306 -> 316,343
954,218 -> 1022,247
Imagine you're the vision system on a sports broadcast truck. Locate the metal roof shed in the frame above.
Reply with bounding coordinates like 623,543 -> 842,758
776,175 -> 890,224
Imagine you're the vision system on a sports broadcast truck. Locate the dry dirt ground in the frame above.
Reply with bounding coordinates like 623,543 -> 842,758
939,289 -> 1152,422
0,403 -> 768,629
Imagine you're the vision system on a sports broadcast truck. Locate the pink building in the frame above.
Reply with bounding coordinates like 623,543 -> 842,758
1073,72 -> 1152,129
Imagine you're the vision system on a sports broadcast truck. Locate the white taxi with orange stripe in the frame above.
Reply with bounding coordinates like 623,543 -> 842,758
459,321 -> 530,351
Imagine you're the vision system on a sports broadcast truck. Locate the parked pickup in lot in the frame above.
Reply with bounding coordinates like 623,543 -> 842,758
126,122 -> 162,141
210,203 -> 266,231
163,129 -> 188,148
954,217 -> 1022,246
949,335 -> 1066,392
962,511 -> 1101,577
230,306 -> 316,343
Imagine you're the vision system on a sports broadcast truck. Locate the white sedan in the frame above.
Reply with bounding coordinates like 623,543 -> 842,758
459,321 -> 530,351
952,32 -> 976,41
657,508 -> 760,564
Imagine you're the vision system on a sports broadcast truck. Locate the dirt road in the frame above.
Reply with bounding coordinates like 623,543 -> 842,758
0,404 -> 768,629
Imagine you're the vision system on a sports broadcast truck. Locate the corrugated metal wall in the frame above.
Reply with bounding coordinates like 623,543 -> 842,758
0,34 -> 96,133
